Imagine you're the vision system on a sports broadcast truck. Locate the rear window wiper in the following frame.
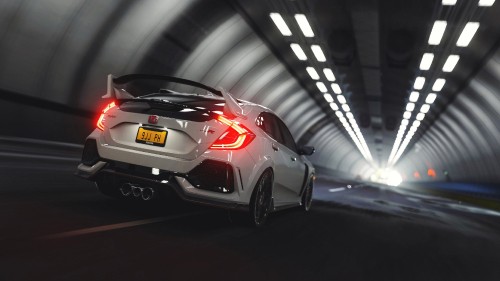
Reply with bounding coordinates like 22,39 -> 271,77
116,98 -> 218,118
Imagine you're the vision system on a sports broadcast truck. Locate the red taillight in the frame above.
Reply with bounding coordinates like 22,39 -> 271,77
96,101 -> 116,131
210,115 -> 255,150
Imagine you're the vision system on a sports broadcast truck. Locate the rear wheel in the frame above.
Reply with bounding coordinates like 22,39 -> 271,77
301,177 -> 314,211
249,169 -> 274,227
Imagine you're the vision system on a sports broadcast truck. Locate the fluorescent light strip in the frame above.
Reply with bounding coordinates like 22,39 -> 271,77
414,77 -> 425,90
406,103 -> 415,111
442,0 -> 457,5
324,93 -> 334,103
306,67 -> 320,80
420,104 -> 430,113
442,55 -> 460,72
416,113 -> 425,121
425,93 -> 437,104
331,83 -> 342,94
403,111 -> 412,119
342,104 -> 350,112
457,22 -> 480,47
420,53 -> 434,70
428,21 -> 447,45
290,43 -> 307,60
479,0 -> 495,6
323,68 -> 336,81
294,14 -> 314,37
330,102 -> 339,111
270,13 -> 292,36
432,78 -> 446,91
409,91 -> 419,102
311,45 -> 326,62
337,95 -> 346,104
316,82 -> 327,93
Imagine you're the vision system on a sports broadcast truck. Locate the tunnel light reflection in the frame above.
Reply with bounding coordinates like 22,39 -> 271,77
270,13 -> 292,36
370,169 -> 403,187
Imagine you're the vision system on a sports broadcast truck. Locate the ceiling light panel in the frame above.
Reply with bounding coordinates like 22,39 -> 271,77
420,53 -> 434,70
442,55 -> 460,72
323,68 -> 336,81
311,45 -> 326,62
478,0 -> 495,6
337,95 -> 347,104
316,82 -> 327,92
290,44 -> 307,60
331,83 -> 342,94
270,13 -> 292,36
432,78 -> 446,91
428,21 -> 447,45
330,102 -> 339,111
420,104 -> 431,113
403,111 -> 412,119
457,22 -> 480,47
294,14 -> 314,37
336,111 -> 343,117
414,77 -> 426,90
324,93 -> 334,103
406,103 -> 415,111
409,91 -> 420,102
442,0 -> 457,5
416,113 -> 425,121
342,104 -> 350,112
306,67 -> 320,80
425,93 -> 437,104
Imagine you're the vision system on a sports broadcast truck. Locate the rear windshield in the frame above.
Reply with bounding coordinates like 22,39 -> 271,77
118,93 -> 226,122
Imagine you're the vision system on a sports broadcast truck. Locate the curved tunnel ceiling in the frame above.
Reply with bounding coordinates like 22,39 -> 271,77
0,0 -> 371,178
0,0 -> 499,184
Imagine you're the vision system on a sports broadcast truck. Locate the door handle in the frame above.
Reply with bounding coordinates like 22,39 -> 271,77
272,144 -> 279,152
291,157 -> 297,162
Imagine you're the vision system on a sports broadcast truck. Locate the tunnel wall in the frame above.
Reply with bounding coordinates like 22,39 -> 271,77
397,48 -> 500,184
0,0 -> 371,177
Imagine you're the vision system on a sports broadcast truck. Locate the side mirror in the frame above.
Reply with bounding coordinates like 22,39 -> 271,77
298,146 -> 315,156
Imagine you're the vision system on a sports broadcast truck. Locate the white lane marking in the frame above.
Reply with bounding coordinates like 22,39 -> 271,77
329,187 -> 346,193
40,212 -> 203,239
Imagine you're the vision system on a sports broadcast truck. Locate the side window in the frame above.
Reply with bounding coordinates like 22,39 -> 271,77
256,112 -> 283,143
276,117 -> 298,153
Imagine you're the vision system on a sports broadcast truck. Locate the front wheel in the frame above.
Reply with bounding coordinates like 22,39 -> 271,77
301,177 -> 314,211
249,169 -> 274,227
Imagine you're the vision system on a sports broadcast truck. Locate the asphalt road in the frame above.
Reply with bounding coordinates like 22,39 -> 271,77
1,156 -> 500,281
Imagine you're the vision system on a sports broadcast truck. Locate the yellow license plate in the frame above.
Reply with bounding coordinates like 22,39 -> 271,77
135,127 -> 167,147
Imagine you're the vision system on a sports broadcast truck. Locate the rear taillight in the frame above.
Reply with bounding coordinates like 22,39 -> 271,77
96,101 -> 116,131
210,115 -> 255,150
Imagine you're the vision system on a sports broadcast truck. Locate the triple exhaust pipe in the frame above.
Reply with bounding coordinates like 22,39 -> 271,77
120,183 -> 155,201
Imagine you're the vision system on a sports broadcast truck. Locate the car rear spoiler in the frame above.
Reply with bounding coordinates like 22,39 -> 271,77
103,74 -> 246,118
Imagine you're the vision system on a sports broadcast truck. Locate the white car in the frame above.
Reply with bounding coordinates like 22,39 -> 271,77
76,74 -> 315,226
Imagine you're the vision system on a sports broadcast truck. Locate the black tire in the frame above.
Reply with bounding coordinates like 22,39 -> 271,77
249,169 -> 274,227
301,176 -> 314,211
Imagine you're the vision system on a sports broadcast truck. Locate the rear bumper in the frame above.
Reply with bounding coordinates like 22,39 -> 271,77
76,160 -> 249,211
